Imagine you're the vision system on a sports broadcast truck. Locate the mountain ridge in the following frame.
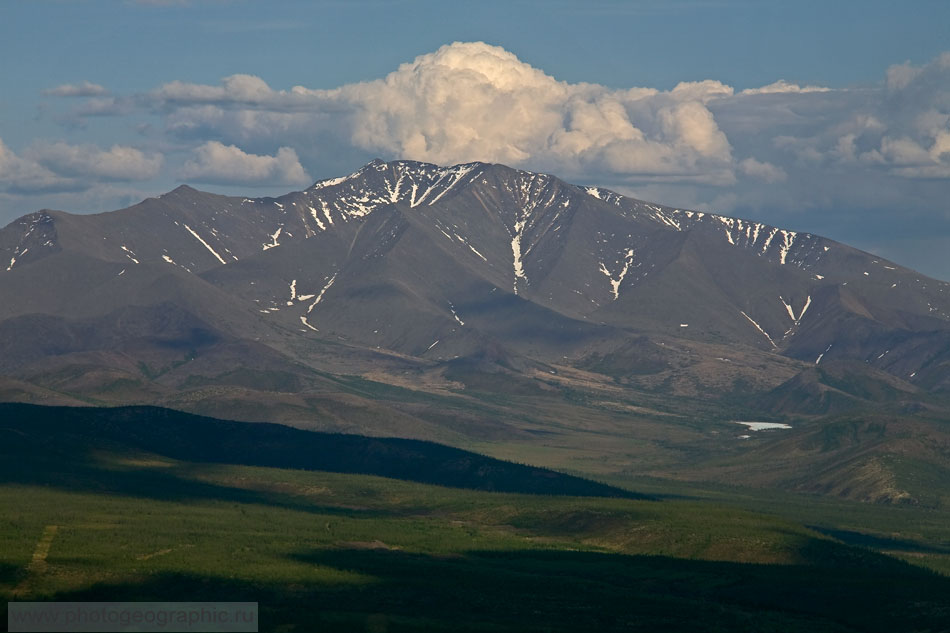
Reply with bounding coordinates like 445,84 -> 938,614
2,158 -> 950,502
3,157 -> 949,382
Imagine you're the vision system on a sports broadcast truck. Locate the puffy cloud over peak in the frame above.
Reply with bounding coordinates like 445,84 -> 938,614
180,141 -> 310,186
398,41 -> 563,94
344,42 -> 569,165
7,42 -> 950,281
339,41 -> 735,180
147,41 -> 739,184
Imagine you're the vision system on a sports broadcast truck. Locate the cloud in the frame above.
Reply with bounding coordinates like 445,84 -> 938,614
739,157 -> 786,182
740,80 -> 830,95
180,141 -> 310,186
669,79 -> 734,102
143,42 -> 737,184
340,42 -> 736,181
73,97 -> 136,118
154,74 -> 284,106
27,44 -> 950,195
43,81 -> 109,98
886,61 -> 924,91
17,43 -> 950,274
0,138 -> 83,194
26,142 -> 164,181
132,42 -> 950,210
749,53 -> 950,182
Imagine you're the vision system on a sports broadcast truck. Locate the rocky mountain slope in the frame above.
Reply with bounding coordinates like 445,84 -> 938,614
2,159 -> 949,502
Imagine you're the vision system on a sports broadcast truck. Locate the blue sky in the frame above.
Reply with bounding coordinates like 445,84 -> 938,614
2,0 -> 949,278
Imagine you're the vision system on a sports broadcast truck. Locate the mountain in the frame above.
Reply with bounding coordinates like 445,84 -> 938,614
2,159 -> 950,502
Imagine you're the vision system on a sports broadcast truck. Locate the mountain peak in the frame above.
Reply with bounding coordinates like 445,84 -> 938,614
301,158 -> 490,217
2,156 -> 950,424
163,184 -> 202,198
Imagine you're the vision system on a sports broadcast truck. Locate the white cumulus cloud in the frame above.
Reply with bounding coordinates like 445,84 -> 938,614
15,43 -> 950,280
146,42 -> 737,184
180,141 -> 310,186
339,42 -> 735,181
26,142 -> 163,181
0,138 -> 83,194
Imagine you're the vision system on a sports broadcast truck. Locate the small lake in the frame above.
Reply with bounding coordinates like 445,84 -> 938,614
734,421 -> 793,431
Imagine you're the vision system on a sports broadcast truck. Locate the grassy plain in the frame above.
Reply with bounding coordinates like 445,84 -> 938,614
3,423 -> 950,631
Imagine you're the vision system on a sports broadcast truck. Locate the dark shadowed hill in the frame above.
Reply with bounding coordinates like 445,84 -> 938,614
0,402 -> 642,499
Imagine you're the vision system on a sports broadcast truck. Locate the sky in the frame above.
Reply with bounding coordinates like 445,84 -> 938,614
1,0 -> 949,279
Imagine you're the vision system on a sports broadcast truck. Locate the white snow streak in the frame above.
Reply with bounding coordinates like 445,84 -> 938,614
740,311 -> 777,348
310,174 -> 351,190
448,303 -> 464,326
307,274 -> 337,313
182,224 -> 227,264
319,200 -> 334,225
780,295 -> 812,322
307,206 -> 326,231
584,186 -> 603,200
511,215 -> 528,294
778,230 -> 795,265
384,172 -> 405,203
300,316 -> 319,331
467,243 -> 488,261
798,295 -> 812,321
779,296 -> 796,321
120,245 -> 140,264
599,248 -> 635,300
815,343 -> 832,365
426,164 -> 474,206
262,226 -> 283,251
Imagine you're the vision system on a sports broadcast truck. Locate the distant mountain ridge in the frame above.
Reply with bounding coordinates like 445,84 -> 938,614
4,158 -> 950,502
3,158 -> 947,382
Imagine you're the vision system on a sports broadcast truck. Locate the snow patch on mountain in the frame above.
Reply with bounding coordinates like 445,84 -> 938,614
599,249 -> 635,300
182,223 -> 227,265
